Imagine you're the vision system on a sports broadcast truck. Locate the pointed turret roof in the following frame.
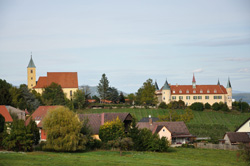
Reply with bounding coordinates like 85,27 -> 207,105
227,78 -> 232,88
162,79 -> 170,90
27,55 -> 36,68
192,73 -> 196,83
155,80 -> 159,90
217,79 -> 220,85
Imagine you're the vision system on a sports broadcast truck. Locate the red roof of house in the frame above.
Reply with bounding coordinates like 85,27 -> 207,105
34,72 -> 78,89
88,99 -> 96,103
158,84 -> 227,95
25,106 -> 59,127
0,105 -> 13,122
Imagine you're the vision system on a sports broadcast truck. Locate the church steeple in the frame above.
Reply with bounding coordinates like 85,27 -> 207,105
192,73 -> 196,88
217,79 -> 220,85
27,53 -> 36,89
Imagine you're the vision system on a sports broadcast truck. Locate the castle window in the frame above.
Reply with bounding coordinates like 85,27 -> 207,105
193,96 -> 197,100
214,96 -> 218,99
179,90 -> 182,93
186,90 -> 189,93
186,96 -> 190,100
173,90 -> 175,94
205,96 -> 209,99
193,90 -> 196,93
207,90 -> 210,93
214,90 -> 217,93
31,77 -> 33,80
200,90 -> 203,93
31,70 -> 33,73
172,96 -> 176,100
218,96 -> 222,99
163,97 -> 165,100
198,96 -> 202,99
31,84 -> 33,86
70,90 -> 73,97
179,96 -> 183,100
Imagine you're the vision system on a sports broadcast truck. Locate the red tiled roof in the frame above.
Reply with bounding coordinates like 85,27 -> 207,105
100,99 -> 112,103
34,72 -> 78,89
159,85 -> 227,95
0,105 -> 13,122
88,99 -> 96,103
25,106 -> 59,127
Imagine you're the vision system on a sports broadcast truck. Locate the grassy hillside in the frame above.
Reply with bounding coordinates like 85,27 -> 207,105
78,108 -> 250,139
0,148 -> 245,166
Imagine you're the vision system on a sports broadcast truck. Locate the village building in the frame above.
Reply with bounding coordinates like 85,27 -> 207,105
27,56 -> 78,99
25,106 -> 59,141
155,74 -> 232,109
137,115 -> 193,144
78,112 -> 133,140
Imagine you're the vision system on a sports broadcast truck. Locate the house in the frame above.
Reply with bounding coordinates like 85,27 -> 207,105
224,132 -> 250,145
155,74 -> 232,109
25,106 -> 59,141
78,112 -> 133,139
0,105 -> 13,123
137,115 -> 193,144
5,106 -> 25,120
27,56 -> 78,99
235,117 -> 250,132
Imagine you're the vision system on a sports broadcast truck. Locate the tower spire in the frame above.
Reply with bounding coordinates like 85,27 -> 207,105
162,78 -> 170,90
192,73 -> 196,88
227,77 -> 232,88
155,80 -> 159,90
217,78 -> 220,85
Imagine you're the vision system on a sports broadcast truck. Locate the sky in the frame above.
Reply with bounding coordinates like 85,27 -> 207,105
0,0 -> 250,93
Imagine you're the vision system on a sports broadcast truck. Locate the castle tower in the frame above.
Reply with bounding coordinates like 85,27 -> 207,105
226,77 -> 232,109
192,73 -> 196,88
27,54 -> 36,89
155,80 -> 159,90
162,79 -> 171,104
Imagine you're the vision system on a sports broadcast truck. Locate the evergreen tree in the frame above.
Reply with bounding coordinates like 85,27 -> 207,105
97,74 -> 109,100
42,82 -> 66,105
106,87 -> 119,103
27,118 -> 40,145
119,92 -> 125,103
0,79 -> 12,105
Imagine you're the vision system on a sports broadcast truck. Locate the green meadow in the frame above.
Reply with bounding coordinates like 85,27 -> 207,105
0,148 -> 245,166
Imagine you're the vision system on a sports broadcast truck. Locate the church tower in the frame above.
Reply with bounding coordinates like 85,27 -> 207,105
226,77 -> 232,109
27,54 -> 36,89
192,73 -> 196,88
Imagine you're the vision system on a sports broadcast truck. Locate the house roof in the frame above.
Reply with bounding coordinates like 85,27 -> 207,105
137,121 -> 192,137
78,112 -> 132,134
27,56 -> 36,68
139,117 -> 159,122
0,105 -> 13,122
33,72 -> 78,89
25,106 -> 59,127
235,117 -> 250,132
225,132 -> 250,144
158,84 -> 227,95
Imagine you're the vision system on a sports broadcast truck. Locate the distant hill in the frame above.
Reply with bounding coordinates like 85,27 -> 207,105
233,93 -> 250,104
79,85 -> 128,97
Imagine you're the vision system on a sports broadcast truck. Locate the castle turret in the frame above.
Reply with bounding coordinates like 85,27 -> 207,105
155,80 -> 159,90
162,79 -> 171,104
27,54 -> 36,89
192,73 -> 196,88
226,77 -> 232,109
217,79 -> 220,85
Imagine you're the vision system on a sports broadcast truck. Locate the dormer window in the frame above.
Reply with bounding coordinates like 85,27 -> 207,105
173,90 -> 175,94
207,90 -> 210,93
186,90 -> 189,93
200,90 -> 203,93
193,90 -> 196,93
214,90 -> 217,93
179,90 -> 182,93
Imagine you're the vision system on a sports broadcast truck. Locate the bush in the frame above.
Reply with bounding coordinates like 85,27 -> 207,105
212,102 -> 220,111
158,102 -> 167,109
190,102 -> 204,111
204,103 -> 211,109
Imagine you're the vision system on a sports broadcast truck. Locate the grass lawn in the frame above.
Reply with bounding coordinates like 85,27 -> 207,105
0,148 -> 245,166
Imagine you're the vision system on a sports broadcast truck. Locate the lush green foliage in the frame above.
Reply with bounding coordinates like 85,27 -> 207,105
233,101 -> 250,112
158,102 -> 167,109
190,102 -> 204,111
136,79 -> 157,106
26,118 -> 40,145
106,87 -> 119,103
73,89 -> 86,109
43,107 -> 87,151
99,117 -> 125,143
204,102 -> 211,109
212,102 -> 229,112
42,82 -> 66,105
0,79 -> 12,105
158,108 -> 194,123
167,100 -> 185,109
238,143 -> 250,165
97,73 -> 109,100
0,114 -> 5,133
2,120 -> 33,152
119,92 -> 125,103
107,137 -> 134,156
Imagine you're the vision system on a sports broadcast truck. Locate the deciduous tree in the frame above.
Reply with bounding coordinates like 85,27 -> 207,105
42,82 -> 66,105
73,89 -> 85,109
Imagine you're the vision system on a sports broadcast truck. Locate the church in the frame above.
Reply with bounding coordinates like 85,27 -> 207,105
27,56 -> 78,99
155,75 -> 232,109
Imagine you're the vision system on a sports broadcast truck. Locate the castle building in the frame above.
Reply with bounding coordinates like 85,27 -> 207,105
27,56 -> 78,99
155,74 -> 232,109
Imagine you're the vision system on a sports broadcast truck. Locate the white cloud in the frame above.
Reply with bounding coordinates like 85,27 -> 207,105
239,68 -> 250,73
193,68 -> 204,73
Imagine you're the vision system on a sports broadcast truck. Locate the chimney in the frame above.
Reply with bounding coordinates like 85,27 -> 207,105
149,115 -> 152,125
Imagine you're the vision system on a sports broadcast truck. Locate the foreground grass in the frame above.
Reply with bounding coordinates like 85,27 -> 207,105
0,148 -> 245,166
78,108 -> 250,131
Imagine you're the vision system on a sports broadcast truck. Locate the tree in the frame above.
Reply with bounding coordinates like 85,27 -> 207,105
2,120 -> 33,152
43,107 -> 87,152
108,137 -> 134,156
204,103 -> 211,109
119,92 -> 125,103
99,117 -> 125,143
158,102 -> 167,109
106,87 -> 119,103
0,114 -> 5,133
27,118 -> 40,145
0,79 -> 12,105
97,74 -> 109,100
190,102 -> 204,111
73,89 -> 85,110
20,84 -> 40,111
92,95 -> 100,103
138,79 -> 157,106
42,82 -> 66,105
127,93 -> 135,105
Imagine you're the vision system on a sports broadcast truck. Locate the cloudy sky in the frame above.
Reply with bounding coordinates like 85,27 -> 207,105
0,0 -> 250,93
